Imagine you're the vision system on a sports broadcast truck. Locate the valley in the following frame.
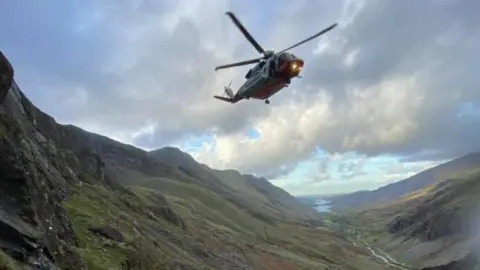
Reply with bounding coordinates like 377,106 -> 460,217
2,51 -> 480,269
0,55 -> 398,270
317,157 -> 480,270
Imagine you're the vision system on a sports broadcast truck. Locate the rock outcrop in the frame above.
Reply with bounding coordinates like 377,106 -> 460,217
387,172 -> 480,242
0,50 -> 185,269
1,51 -> 86,269
0,50 -> 13,104
420,253 -> 479,270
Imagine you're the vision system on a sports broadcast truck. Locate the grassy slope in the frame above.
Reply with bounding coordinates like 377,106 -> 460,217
64,183 -> 189,269
62,175 -> 394,270
148,147 -> 317,221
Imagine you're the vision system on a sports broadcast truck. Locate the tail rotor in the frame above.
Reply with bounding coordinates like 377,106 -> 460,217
213,79 -> 243,103
224,80 -> 234,98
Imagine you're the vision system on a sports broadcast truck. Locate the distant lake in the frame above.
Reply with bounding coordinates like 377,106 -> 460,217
313,199 -> 331,212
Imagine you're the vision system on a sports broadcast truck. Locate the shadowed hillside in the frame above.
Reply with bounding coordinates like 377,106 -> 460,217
343,170 -> 480,270
0,51 -> 394,270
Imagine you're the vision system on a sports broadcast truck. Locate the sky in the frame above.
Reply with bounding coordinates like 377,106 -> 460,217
1,0 -> 480,196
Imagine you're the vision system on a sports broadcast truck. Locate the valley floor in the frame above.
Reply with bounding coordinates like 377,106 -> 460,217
63,182 -> 400,270
318,212 -> 420,270
345,228 -> 417,270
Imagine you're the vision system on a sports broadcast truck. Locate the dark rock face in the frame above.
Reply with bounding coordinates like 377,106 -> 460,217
0,50 -> 13,104
420,253 -> 479,270
0,52 -> 92,269
143,192 -> 186,230
387,203 -> 463,241
0,210 -> 55,267
387,174 -> 480,242
0,52 -> 189,269
88,226 -> 124,242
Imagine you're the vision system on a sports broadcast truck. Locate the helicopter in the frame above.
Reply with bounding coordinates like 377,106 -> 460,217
214,12 -> 337,104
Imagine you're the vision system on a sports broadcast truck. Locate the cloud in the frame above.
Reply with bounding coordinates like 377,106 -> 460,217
194,0 -> 480,175
2,0 -> 480,194
4,0 -> 271,142
273,153 -> 443,196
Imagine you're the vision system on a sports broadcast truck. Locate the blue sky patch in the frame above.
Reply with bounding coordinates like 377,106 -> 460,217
247,128 -> 260,139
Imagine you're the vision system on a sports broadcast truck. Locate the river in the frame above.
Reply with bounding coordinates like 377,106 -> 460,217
311,203 -> 415,270
346,228 -> 416,270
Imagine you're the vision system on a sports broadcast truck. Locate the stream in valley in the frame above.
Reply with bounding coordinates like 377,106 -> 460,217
311,202 -> 416,270
346,227 -> 416,270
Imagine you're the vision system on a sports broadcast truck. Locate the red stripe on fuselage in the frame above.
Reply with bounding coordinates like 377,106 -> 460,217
254,80 -> 285,99
254,84 -> 275,99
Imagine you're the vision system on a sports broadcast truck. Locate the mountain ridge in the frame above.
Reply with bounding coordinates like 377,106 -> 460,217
343,170 -> 480,269
329,152 -> 480,208
327,153 -> 480,270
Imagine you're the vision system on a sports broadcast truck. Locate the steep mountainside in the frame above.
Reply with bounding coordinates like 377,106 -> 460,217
329,153 -> 480,208
149,147 -> 318,221
0,51 -> 394,269
345,171 -> 480,269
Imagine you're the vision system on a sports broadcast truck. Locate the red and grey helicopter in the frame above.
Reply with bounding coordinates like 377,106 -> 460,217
214,12 -> 337,104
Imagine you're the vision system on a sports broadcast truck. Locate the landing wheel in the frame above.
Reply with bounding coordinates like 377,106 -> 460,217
265,100 -> 270,104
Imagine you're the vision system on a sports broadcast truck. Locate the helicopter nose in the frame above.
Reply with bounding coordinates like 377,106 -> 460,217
289,59 -> 304,74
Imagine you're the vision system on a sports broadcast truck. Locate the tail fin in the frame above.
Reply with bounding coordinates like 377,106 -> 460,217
224,80 -> 234,98
214,81 -> 243,103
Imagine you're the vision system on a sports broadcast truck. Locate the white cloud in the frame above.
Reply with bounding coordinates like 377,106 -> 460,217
3,0 -> 480,194
194,74 -> 425,175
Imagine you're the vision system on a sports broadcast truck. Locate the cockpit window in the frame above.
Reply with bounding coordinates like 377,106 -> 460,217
278,53 -> 295,61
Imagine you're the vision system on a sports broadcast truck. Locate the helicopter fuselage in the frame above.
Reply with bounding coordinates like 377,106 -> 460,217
236,52 -> 304,101
213,11 -> 336,104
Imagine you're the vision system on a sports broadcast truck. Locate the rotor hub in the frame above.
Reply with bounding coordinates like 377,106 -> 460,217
264,50 -> 275,58
214,12 -> 337,72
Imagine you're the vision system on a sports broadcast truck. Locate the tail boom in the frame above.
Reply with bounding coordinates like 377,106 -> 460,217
213,95 -> 243,103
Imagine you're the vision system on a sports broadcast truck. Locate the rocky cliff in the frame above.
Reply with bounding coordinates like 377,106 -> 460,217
0,55 -> 93,268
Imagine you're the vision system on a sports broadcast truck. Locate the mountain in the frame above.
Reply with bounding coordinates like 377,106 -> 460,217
342,170 -> 480,269
329,153 -> 480,208
148,147 -> 318,221
323,151 -> 480,268
0,51 -> 394,269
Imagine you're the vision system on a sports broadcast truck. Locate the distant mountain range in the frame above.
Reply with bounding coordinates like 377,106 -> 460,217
337,152 -> 480,269
328,152 -> 480,208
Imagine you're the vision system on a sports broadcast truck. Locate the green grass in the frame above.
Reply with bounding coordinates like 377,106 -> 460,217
0,250 -> 22,270
132,180 -> 376,269
62,179 -> 401,270
64,183 -> 193,269
130,178 -> 269,237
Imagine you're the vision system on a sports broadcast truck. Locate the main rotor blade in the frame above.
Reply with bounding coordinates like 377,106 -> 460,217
225,12 -> 266,55
214,58 -> 262,71
278,23 -> 338,53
